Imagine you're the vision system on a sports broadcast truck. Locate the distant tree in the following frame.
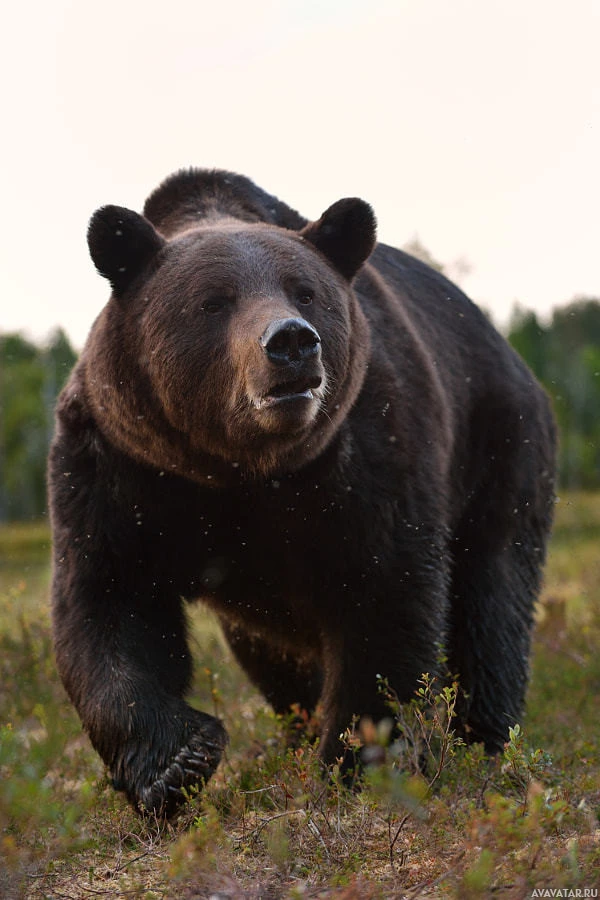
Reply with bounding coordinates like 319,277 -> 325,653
550,297 -> 600,349
508,297 -> 600,489
0,330 -> 77,522
0,333 -> 38,365
402,237 -> 472,288
402,236 -> 445,272
507,305 -> 549,381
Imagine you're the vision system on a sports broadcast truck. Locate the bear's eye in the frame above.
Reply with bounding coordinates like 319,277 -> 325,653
201,296 -> 232,314
297,288 -> 314,306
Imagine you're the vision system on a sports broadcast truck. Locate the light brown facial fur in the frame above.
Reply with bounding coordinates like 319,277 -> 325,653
84,216 -> 372,483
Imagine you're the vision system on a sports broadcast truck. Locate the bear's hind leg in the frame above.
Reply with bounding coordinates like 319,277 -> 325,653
448,518 -> 550,753
220,621 -> 323,721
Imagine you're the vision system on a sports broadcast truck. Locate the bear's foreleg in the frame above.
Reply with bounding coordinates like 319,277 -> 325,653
51,554 -> 227,815
48,425 -> 228,817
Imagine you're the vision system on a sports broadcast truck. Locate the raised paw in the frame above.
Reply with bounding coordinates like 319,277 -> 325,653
136,719 -> 228,817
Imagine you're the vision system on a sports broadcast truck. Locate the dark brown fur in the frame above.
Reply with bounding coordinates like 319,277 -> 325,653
49,169 -> 556,816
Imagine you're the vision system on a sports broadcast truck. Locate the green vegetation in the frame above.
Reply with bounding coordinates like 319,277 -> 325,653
1,494 -> 599,898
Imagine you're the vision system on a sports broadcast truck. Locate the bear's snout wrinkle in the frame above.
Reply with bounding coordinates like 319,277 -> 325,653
260,317 -> 321,366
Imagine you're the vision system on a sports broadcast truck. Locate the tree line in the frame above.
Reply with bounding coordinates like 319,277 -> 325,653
508,297 -> 600,490
0,330 -> 77,522
0,296 -> 599,522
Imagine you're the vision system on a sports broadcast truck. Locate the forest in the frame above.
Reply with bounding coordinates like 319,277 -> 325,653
1,295 -> 599,522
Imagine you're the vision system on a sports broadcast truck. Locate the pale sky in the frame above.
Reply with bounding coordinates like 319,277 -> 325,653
1,0 -> 599,347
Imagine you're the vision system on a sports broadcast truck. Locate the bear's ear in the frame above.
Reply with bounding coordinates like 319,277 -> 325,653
300,198 -> 377,281
87,205 -> 165,297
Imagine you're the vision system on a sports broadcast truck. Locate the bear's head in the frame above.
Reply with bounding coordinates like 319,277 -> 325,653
84,195 -> 376,482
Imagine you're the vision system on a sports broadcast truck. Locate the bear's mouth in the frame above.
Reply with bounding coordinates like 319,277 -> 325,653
255,375 -> 323,409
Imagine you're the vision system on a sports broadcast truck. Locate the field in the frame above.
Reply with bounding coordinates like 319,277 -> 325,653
1,495 -> 599,899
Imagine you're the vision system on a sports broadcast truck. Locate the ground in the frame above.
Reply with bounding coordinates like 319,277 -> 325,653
1,494 -> 599,899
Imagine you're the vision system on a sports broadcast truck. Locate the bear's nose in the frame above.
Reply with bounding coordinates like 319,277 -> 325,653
260,318 -> 321,365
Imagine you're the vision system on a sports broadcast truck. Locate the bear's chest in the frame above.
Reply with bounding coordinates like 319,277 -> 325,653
189,480 -> 359,636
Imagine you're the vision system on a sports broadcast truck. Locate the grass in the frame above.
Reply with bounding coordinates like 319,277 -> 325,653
1,494 -> 599,899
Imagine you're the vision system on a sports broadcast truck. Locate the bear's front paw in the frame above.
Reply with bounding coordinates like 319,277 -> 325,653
136,716 -> 228,817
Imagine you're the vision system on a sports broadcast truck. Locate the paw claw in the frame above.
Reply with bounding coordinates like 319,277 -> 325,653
197,739 -> 223,751
168,785 -> 184,796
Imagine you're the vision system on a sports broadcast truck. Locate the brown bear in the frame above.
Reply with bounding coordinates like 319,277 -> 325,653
49,169 -> 556,816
